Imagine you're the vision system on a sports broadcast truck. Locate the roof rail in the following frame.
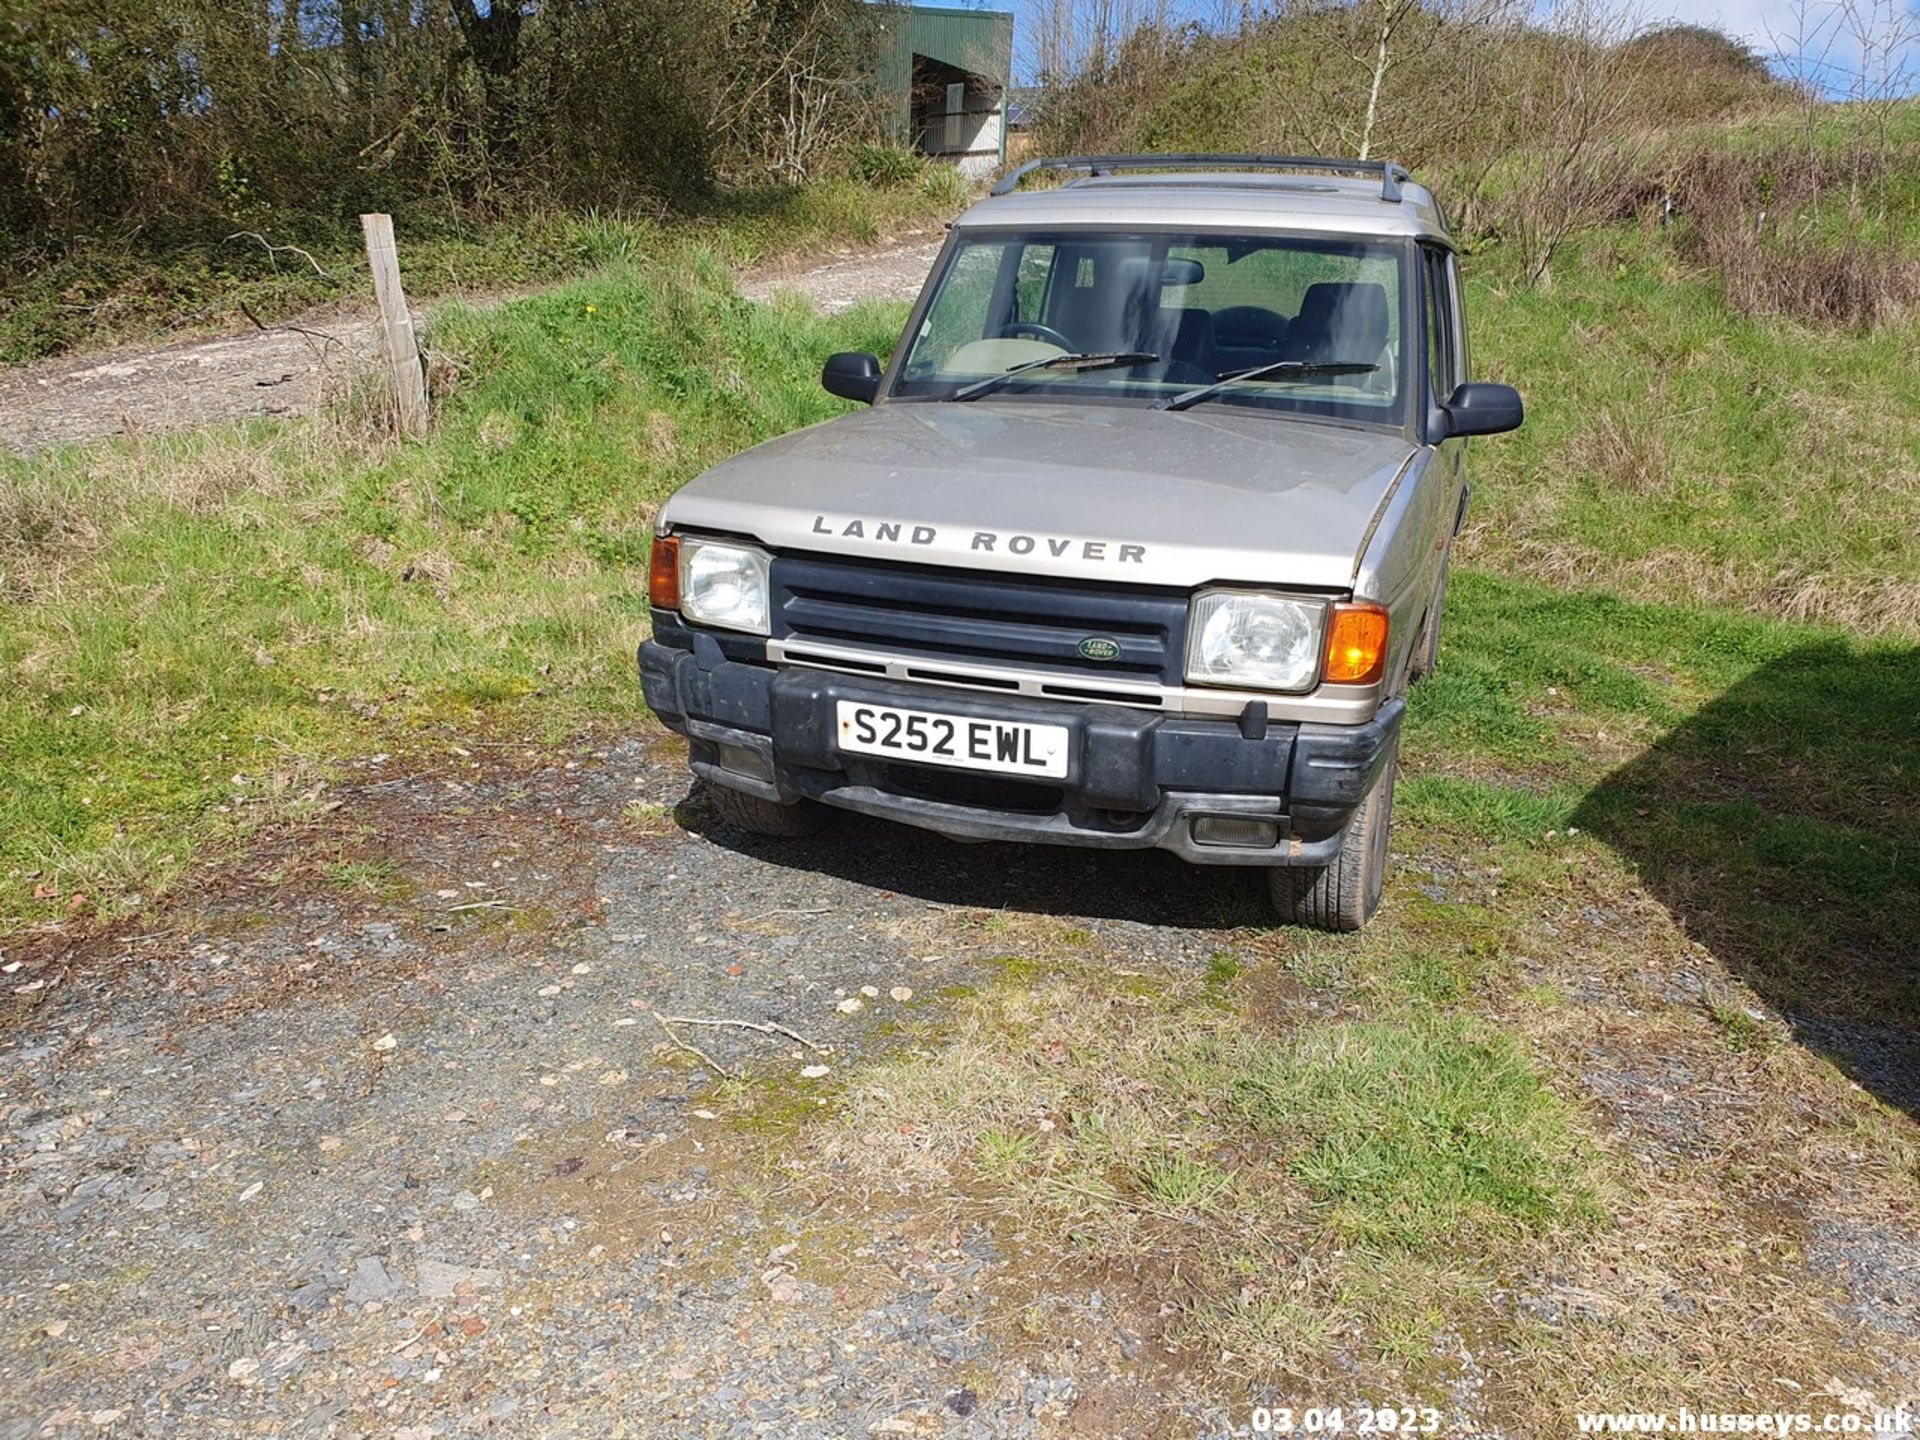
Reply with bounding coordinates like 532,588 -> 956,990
989,153 -> 1413,203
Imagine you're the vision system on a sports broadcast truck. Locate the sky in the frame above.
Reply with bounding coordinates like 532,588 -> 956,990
979,0 -> 1919,90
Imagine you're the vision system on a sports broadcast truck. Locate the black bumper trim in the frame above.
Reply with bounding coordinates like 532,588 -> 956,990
639,640 -> 1401,867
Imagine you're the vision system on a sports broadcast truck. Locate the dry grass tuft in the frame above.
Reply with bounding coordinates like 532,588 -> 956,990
1567,407 -> 1675,493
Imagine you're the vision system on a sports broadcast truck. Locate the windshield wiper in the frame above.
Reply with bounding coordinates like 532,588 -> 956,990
952,351 -> 1160,402
1156,359 -> 1379,412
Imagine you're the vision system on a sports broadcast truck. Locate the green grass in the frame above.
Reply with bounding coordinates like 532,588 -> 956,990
1463,223 -> 1920,635
0,235 -> 908,925
1235,1015 -> 1602,1249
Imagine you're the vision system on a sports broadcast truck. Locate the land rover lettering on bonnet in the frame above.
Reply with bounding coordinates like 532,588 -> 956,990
640,154 -> 1524,930
809,515 -> 1149,566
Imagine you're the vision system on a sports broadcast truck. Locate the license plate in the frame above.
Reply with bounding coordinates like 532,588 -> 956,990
834,701 -> 1069,779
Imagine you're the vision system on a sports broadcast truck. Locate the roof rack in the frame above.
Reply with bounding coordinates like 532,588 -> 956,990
989,153 -> 1413,203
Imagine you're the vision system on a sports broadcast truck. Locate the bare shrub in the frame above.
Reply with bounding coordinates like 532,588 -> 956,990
1667,146 -> 1920,328
1489,0 -> 1654,285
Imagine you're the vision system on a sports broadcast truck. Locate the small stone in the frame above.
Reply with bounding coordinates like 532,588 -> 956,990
452,1190 -> 482,1212
416,1259 -> 502,1299
801,1064 -> 831,1079
571,962 -> 592,975
289,1279 -> 332,1311
346,1256 -> 396,1303
371,1033 -> 397,1052
859,985 -> 879,998
227,1356 -> 260,1384
88,1411 -> 123,1427
599,1069 -> 628,1086
237,1181 -> 263,1202
835,997 -> 863,1014
946,1387 -> 978,1417
890,986 -> 914,1002
43,1321 -> 68,1339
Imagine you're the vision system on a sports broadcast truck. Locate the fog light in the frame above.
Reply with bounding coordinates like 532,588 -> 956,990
716,742 -> 773,783
1191,815 -> 1280,849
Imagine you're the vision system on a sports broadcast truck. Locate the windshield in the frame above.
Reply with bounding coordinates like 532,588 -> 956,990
891,229 -> 1410,425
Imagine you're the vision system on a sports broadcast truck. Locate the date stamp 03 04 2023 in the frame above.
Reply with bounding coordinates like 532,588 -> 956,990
1251,1407 -> 1446,1435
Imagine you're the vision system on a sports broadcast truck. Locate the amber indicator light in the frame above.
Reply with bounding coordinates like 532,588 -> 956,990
1324,602 -> 1389,685
648,535 -> 680,610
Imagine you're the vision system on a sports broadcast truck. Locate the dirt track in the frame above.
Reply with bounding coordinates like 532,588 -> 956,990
0,237 -> 943,457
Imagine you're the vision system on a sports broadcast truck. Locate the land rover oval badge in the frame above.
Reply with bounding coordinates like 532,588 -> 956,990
1078,637 -> 1121,661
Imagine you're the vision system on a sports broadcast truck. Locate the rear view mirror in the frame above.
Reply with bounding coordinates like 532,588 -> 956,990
822,351 -> 882,404
1440,381 -> 1524,438
1161,258 -> 1205,287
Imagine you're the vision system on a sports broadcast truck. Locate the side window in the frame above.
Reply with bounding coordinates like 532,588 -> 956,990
1424,247 -> 1458,405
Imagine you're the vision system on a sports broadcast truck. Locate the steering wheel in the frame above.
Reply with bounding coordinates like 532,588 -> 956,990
998,321 -> 1074,349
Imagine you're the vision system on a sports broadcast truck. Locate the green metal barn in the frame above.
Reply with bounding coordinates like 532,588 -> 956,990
873,5 -> 1015,180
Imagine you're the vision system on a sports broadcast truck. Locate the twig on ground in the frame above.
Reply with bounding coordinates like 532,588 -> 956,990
656,1014 -> 827,1055
749,905 -> 831,920
237,299 -> 344,355
445,899 -> 512,913
390,1314 -> 441,1353
653,1014 -> 737,1079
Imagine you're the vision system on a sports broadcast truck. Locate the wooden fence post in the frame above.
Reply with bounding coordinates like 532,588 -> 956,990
359,213 -> 429,438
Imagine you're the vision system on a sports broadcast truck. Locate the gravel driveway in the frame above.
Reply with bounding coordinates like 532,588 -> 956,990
737,240 -> 944,316
0,737 -> 1246,1438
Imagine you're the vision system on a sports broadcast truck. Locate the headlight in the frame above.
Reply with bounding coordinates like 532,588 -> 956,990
678,537 -> 771,635
1186,590 -> 1326,692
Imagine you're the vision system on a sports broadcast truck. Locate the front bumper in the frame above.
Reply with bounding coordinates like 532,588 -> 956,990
639,628 -> 1401,867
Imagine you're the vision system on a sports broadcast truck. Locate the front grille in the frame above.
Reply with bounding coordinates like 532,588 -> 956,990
771,553 -> 1187,686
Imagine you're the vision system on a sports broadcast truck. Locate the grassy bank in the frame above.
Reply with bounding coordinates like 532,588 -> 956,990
7,212 -> 1916,928
1462,223 -> 1920,634
1,250 -> 899,926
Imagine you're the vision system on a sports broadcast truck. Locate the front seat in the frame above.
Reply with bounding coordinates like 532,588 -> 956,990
1146,305 -> 1218,383
1286,282 -> 1390,366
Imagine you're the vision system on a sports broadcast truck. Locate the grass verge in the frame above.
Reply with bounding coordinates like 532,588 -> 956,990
1,247 -> 902,927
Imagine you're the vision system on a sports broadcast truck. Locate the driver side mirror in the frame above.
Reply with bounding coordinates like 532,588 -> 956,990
1439,382 -> 1524,438
822,351 -> 882,405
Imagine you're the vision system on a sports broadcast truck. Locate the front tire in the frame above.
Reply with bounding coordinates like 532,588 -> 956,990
706,781 -> 824,838
1269,741 -> 1398,932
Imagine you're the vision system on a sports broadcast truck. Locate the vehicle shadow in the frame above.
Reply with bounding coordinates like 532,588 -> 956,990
1573,641 -> 1920,1119
677,787 -> 1269,932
